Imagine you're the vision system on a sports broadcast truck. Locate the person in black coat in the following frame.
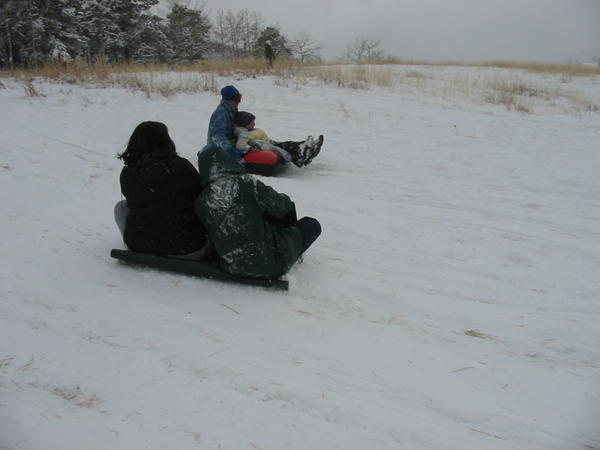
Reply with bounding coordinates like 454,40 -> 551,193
264,40 -> 275,67
115,121 -> 207,256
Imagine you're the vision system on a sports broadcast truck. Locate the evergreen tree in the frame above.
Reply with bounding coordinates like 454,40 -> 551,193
1,0 -> 28,67
39,0 -> 88,61
112,0 -> 159,61
78,0 -> 123,62
1,0 -> 91,67
166,4 -> 210,63
81,0 -> 159,62
130,15 -> 172,63
0,0 -> 44,67
1,0 -> 171,66
3,0 -> 288,67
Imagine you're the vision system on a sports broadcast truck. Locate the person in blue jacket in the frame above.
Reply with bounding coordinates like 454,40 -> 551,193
203,85 -> 244,162
202,85 -> 323,165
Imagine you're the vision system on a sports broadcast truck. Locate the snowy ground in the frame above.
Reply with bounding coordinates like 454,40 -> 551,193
1,66 -> 599,450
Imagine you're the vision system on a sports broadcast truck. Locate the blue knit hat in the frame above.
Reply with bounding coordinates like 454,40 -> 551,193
221,85 -> 241,101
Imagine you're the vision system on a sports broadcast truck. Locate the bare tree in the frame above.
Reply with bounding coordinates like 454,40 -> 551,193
212,9 -> 238,57
212,8 -> 264,58
238,9 -> 264,56
341,37 -> 383,62
289,31 -> 322,63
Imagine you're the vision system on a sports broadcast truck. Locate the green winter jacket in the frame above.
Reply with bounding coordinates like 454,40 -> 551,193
195,147 -> 303,279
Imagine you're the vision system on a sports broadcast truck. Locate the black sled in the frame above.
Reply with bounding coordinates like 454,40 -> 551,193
110,249 -> 289,291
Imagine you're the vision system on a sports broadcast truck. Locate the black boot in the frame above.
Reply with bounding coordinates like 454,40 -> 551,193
303,135 -> 323,166
296,136 -> 314,166
272,140 -> 306,167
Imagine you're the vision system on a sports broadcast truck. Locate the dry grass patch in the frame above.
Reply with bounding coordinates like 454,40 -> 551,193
0,56 -> 307,97
23,77 -> 45,97
488,79 -> 555,98
311,65 -> 395,90
53,386 -> 102,409
482,76 -> 567,112
403,70 -> 428,79
480,60 -> 600,77
4,57 -> 599,81
484,91 -> 532,113
564,94 -> 599,112
465,329 -> 489,339
481,74 -> 599,113
345,57 -> 600,78
0,56 -> 296,83
3,57 -> 113,83
114,71 -> 218,98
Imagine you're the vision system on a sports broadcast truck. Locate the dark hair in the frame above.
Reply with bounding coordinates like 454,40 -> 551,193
235,111 -> 256,127
118,121 -> 176,165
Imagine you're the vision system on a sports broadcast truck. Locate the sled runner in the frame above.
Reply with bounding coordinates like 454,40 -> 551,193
243,150 -> 286,177
110,249 -> 289,290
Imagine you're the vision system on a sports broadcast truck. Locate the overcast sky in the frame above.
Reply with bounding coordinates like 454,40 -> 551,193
163,0 -> 600,62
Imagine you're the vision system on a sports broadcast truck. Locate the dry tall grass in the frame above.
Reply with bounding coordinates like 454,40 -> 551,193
360,57 -> 600,77
1,57 -> 296,97
2,57 -> 598,113
5,57 -> 598,82
479,60 -> 600,76
0,56 -> 302,82
112,71 -> 219,98
308,65 -> 394,89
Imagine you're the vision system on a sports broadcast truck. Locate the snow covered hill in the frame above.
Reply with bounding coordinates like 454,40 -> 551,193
1,65 -> 599,449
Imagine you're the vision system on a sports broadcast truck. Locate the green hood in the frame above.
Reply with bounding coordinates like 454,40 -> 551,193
197,146 -> 245,188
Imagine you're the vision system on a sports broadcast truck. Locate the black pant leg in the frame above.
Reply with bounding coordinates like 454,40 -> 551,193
296,217 -> 321,253
271,140 -> 304,161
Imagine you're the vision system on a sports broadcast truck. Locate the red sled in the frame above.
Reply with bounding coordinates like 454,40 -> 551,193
243,150 -> 285,177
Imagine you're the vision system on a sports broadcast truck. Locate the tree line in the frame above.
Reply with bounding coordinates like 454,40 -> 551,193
0,0 -> 325,68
